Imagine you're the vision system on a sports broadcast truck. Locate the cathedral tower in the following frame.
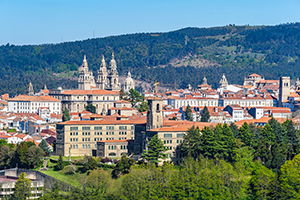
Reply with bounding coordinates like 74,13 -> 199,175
123,71 -> 135,92
28,81 -> 34,96
219,74 -> 228,88
146,98 -> 163,130
96,55 -> 108,89
78,55 -> 96,90
279,76 -> 290,107
107,52 -> 120,91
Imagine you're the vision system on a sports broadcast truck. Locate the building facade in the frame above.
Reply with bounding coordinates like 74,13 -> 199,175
8,95 -> 61,114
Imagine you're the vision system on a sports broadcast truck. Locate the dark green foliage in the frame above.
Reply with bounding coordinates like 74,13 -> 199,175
62,108 -> 70,122
230,122 -> 239,138
85,104 -> 96,114
239,122 -> 254,146
268,117 -> 287,144
180,126 -> 201,158
39,139 -> 51,154
200,106 -> 210,122
282,119 -> 300,159
82,156 -> 97,172
26,146 -> 45,169
200,126 -> 218,159
16,142 -> 29,168
55,153 -> 65,171
142,134 -> 167,166
25,141 -> 36,148
112,154 -> 135,178
185,104 -> 193,121
136,100 -> 147,112
128,89 -> 144,106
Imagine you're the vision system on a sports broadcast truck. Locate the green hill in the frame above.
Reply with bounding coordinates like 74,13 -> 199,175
1,23 -> 300,95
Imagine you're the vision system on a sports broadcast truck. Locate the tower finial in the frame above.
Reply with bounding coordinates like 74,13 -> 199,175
112,52 -> 114,60
102,54 -> 105,61
83,54 -> 86,62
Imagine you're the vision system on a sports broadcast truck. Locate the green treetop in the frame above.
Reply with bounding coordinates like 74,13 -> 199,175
185,104 -> 193,121
85,104 -> 96,114
200,106 -> 210,122
142,134 -> 167,166
62,108 -> 71,122
39,139 -> 51,154
181,126 -> 201,158
14,172 -> 32,200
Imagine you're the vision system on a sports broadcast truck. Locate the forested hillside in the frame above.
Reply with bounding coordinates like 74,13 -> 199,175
1,22 -> 300,95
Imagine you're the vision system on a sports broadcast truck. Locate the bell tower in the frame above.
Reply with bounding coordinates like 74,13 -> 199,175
146,98 -> 163,130
96,55 -> 108,89
279,76 -> 290,107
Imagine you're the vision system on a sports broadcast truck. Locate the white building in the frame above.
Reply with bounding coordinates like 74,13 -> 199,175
8,95 -> 61,114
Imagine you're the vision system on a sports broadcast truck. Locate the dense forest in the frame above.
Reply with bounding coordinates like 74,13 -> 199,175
2,23 -> 300,95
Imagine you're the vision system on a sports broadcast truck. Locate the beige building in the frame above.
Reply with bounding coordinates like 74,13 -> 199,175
97,139 -> 134,157
8,95 -> 61,114
56,115 -> 146,157
49,89 -> 119,114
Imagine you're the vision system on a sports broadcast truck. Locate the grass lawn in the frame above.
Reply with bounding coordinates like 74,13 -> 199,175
49,155 -> 85,161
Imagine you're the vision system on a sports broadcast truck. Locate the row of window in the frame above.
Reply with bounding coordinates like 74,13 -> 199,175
69,126 -> 134,131
70,138 -> 78,142
164,140 -> 172,144
71,144 -> 78,149
82,138 -> 90,142
164,133 -> 184,138
82,144 -> 91,149
119,137 -> 127,140
108,145 -> 117,150
94,138 -> 103,141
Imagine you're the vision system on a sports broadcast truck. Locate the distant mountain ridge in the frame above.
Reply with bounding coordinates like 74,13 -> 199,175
1,23 -> 300,95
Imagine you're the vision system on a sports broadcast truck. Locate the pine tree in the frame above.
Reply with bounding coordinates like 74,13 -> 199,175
268,143 -> 286,174
283,119 -> 299,159
201,126 -> 218,159
55,153 -> 65,170
39,139 -> 51,154
185,104 -> 193,121
85,104 -> 96,114
14,172 -> 32,200
261,124 -> 275,145
222,124 -> 235,161
268,117 -> 287,144
142,134 -> 167,166
62,108 -> 70,122
200,106 -> 210,122
230,123 -> 239,138
181,126 -> 201,158
112,154 -> 135,178
17,142 -> 29,168
239,122 -> 254,147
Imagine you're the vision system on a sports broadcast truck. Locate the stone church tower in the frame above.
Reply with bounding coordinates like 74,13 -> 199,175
219,74 -> 228,88
78,55 -> 96,90
279,76 -> 290,107
107,53 -> 120,91
123,71 -> 135,92
146,98 -> 163,130
96,55 -> 108,90
28,81 -> 34,96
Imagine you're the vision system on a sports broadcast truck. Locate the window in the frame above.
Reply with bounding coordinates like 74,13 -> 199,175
131,126 -> 134,130
107,126 -> 114,130
70,127 -> 78,131
177,134 -> 184,138
164,134 -> 172,138
109,153 -> 116,157
70,132 -> 72,136
119,126 -> 127,130
82,127 -> 90,131
94,126 -> 102,130
156,103 -> 160,111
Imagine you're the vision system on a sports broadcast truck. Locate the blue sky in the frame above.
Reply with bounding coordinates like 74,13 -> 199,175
1,0 -> 300,45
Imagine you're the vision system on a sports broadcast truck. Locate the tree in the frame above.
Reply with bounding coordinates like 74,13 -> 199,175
119,88 -> 127,100
0,145 -> 14,170
136,100 -> 148,112
39,139 -> 51,154
185,104 -> 193,121
239,122 -> 254,147
142,134 -> 167,166
86,104 -> 96,114
230,123 -> 239,138
261,124 -> 275,145
249,164 -> 276,199
128,88 -> 144,106
279,154 -> 300,199
282,119 -> 299,159
62,108 -> 70,122
14,172 -> 32,200
112,154 -> 135,178
26,146 -> 45,169
201,126 -> 218,159
55,153 -> 65,171
86,170 -> 112,193
268,117 -> 287,144
200,106 -> 210,122
180,126 -> 201,158
82,156 -> 97,172
16,142 -> 29,168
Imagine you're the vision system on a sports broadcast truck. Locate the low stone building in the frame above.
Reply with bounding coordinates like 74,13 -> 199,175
97,139 -> 134,157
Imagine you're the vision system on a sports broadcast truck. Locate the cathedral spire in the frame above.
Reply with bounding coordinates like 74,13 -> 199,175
203,77 -> 207,85
44,84 -> 47,90
82,54 -> 88,68
100,55 -> 106,68
127,70 -> 131,78
109,52 -> 117,70
28,81 -> 34,96
219,74 -> 228,88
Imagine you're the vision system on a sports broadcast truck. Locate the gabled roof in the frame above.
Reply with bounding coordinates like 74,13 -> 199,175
61,89 -> 119,95
8,95 -> 60,102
